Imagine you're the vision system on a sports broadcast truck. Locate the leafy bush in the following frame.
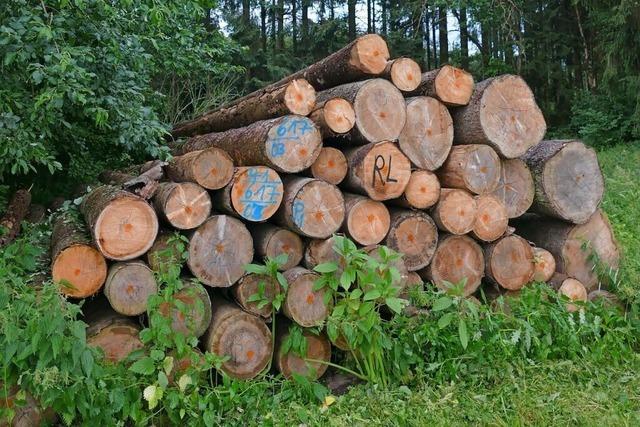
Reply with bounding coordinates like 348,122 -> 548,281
0,0 -> 239,185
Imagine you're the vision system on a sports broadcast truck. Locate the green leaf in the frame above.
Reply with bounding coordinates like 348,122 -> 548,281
158,371 -> 169,388
314,262 -> 338,273
432,296 -> 453,311
81,349 -> 94,377
150,349 -> 164,361
129,357 -> 156,375
385,297 -> 406,314
364,290 -> 381,301
245,263 -> 266,274
438,313 -> 454,329
459,318 -> 469,349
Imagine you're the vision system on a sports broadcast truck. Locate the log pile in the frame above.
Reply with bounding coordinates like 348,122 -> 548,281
44,34 -> 618,383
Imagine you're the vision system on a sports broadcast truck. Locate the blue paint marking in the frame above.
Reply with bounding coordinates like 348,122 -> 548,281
269,117 -> 314,158
292,199 -> 305,227
239,168 -> 282,221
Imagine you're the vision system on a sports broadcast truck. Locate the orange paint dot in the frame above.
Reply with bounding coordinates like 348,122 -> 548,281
379,111 -> 387,119
373,50 -> 380,56
367,214 -> 376,223
209,168 -> 218,176
426,128 -> 433,136
314,211 -> 324,221
327,160 -> 335,168
281,244 -> 291,252
511,253 -> 519,262
455,259 -> 463,267
458,209 -> 465,216
306,294 -> 315,304
246,350 -> 255,360
407,73 -> 414,81
184,206 -> 193,214
296,93 -> 303,102
539,262 -> 546,268
299,148 -> 308,156
123,223 -> 133,232
420,186 -> 427,193
126,284 -> 135,295
407,234 -> 415,243
74,268 -> 81,276
482,214 -> 490,223
215,244 -> 225,254
480,166 -> 488,174
510,116 -> 516,122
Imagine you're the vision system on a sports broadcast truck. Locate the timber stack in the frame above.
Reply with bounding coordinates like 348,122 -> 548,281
44,34 -> 619,384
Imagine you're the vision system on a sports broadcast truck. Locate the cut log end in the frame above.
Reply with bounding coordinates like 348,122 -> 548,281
159,182 -> 212,230
287,179 -> 345,238
479,75 -> 547,158
304,237 -> 344,272
230,166 -> 284,222
322,98 -> 356,134
435,65 -> 474,106
233,274 -> 281,319
175,148 -> 235,190
385,210 -> 438,271
437,144 -> 501,195
421,234 -> 484,297
490,159 -> 534,218
266,230 -> 304,270
388,58 -> 422,92
310,147 -> 348,185
401,170 -> 440,209
354,79 -> 406,143
351,141 -> 412,201
431,189 -> 477,235
350,34 -> 390,74
52,244 -> 107,298
187,215 -> 254,287
160,282 -> 212,338
558,278 -> 588,312
266,116 -> 323,173
276,330 -> 331,380
485,235 -> 535,290
94,197 -> 158,260
344,194 -> 390,246
532,247 -> 556,282
87,318 -> 143,363
283,267 -> 331,327
104,262 -> 157,316
284,79 -> 317,116
398,97 -> 453,171
471,194 -> 508,242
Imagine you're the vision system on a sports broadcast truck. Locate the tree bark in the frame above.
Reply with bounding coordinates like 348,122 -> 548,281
391,169 -> 440,209
171,79 -> 316,138
261,0 -> 267,51
178,116 -> 322,174
187,215 -> 254,287
80,185 -> 158,261
436,144 -> 501,194
166,148 -> 234,190
51,213 -> 107,299
483,234 -> 535,290
273,176 -> 345,238
232,273 -> 282,319
212,166 -> 284,222
292,0 -> 298,53
282,267 -> 332,327
277,0 -> 285,51
343,141 -> 412,201
471,194 -> 508,243
301,0 -> 309,45
418,234 -> 484,297
489,158 -> 534,218
153,182 -> 211,230
104,261 -> 157,316
348,0 -> 357,39
341,193 -> 390,246
0,189 -> 31,247
438,6 -> 448,64
274,320 -> 331,380
384,208 -> 438,271
451,75 -> 547,159
249,222 -> 304,270
520,140 -> 604,224
315,79 -> 406,144
459,7 -> 469,69
203,297 -> 272,380
430,188 -> 477,235
398,96 -> 453,171
309,147 -> 349,185
403,65 -> 474,107
512,210 -> 619,292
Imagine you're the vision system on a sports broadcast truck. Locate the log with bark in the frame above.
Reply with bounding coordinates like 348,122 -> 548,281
513,210 -> 619,291
303,237 -> 344,273
171,79 -> 316,138
0,189 -> 31,247
483,234 -> 535,290
274,176 -> 345,239
309,98 -> 356,138
398,96 -> 453,171
405,65 -> 474,106
153,182 -> 211,230
588,290 -> 625,311
100,161 -> 166,200
451,75 -> 547,158
274,320 -> 331,380
283,267 -> 332,327
419,234 -> 484,297
104,261 -> 157,316
489,158 -> 534,218
80,185 -> 158,261
520,140 -> 604,224
381,57 -> 422,92
470,194 -> 508,242
50,213 -> 107,299
0,384 -> 55,427
392,170 -> 440,209
203,297 -> 272,380
316,79 -> 406,144
178,115 -> 323,174
436,144 -> 501,194
558,278 -> 588,312
212,166 -> 284,222
384,209 -> 438,271
309,147 -> 349,185
232,273 -> 282,319
341,193 -> 390,246
85,301 -> 144,363
532,247 -> 556,283
343,141 -> 412,201
165,148 -> 235,190
187,215 -> 254,287
249,223 -> 304,270
430,188 -> 478,235
158,281 -> 212,338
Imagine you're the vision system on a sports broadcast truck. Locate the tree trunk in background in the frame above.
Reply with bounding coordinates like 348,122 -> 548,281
348,0 -> 357,39
330,0 -> 335,20
480,20 -> 490,69
371,0 -> 376,32
367,0 -> 372,33
271,0 -> 277,50
292,0 -> 298,53
276,0 -> 285,51
424,8 -> 431,69
319,0 -> 325,22
302,0 -> 309,45
261,0 -> 267,51
431,10 -> 438,67
459,6 -> 469,69
438,6 -> 448,64
242,0 -> 250,28
381,0 -> 387,34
